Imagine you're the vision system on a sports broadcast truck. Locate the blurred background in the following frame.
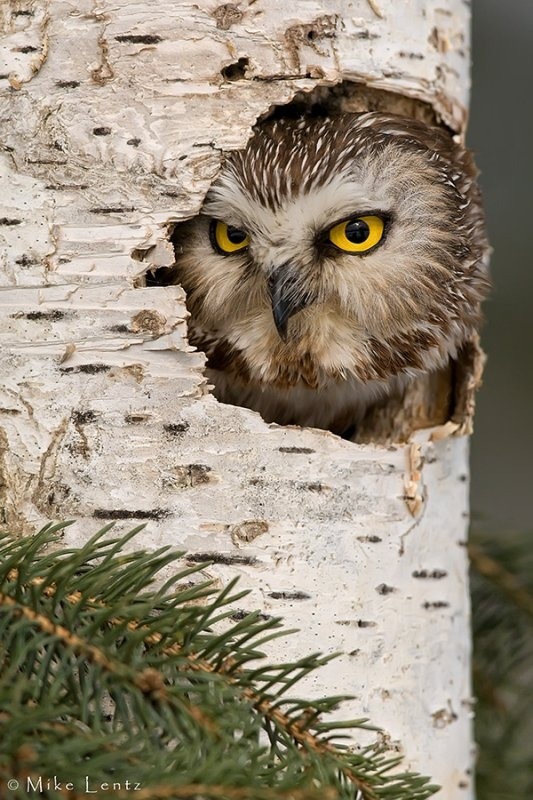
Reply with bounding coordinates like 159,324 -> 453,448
469,2 -> 533,797
469,0 -> 533,534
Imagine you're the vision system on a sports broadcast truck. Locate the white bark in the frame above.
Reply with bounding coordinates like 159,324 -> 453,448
0,2 -> 480,797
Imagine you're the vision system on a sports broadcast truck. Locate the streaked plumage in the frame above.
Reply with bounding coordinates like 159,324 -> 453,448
172,112 -> 489,435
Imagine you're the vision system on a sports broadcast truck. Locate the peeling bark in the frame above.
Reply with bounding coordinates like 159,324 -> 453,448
0,2 -> 479,797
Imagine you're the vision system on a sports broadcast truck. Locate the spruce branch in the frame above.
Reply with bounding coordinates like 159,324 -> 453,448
0,525 -> 439,800
470,526 -> 533,800
469,542 -> 533,621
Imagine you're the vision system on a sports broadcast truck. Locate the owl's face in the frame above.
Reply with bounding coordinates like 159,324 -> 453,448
174,113 -> 488,388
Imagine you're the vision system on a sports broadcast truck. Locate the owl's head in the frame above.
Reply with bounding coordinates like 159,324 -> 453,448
174,113 -> 489,385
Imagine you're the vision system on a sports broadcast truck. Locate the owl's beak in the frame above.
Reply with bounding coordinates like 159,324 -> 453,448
267,264 -> 314,341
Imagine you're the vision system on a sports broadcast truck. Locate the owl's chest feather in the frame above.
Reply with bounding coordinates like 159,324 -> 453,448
206,362 -> 397,433
188,319 -> 403,432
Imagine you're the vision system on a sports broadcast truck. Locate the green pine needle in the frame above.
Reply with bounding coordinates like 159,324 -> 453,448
470,526 -> 533,800
0,526 -> 439,800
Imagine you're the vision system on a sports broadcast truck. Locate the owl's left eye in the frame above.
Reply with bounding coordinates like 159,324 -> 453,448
210,220 -> 250,255
328,215 -> 385,254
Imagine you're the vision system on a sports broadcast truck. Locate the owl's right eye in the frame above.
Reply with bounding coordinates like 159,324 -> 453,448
210,220 -> 250,255
328,215 -> 385,254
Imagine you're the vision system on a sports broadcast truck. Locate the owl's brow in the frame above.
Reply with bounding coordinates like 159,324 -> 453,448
316,209 -> 392,234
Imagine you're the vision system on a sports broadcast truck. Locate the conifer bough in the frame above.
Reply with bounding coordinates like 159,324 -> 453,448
0,526 -> 438,800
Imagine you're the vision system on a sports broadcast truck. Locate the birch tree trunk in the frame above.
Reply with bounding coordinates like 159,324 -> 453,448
0,2 -> 483,797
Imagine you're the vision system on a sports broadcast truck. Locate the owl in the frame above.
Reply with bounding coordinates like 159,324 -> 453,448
172,112 -> 489,436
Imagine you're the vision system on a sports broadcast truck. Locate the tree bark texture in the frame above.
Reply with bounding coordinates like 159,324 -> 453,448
0,2 -> 482,797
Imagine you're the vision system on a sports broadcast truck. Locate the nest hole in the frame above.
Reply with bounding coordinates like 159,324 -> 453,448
142,82 -> 479,444
256,81 -> 438,127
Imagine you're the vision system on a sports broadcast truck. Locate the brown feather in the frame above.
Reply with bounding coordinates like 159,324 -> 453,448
172,112 -> 489,434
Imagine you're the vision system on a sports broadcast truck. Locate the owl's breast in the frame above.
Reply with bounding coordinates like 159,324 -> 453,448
187,323 -> 395,432
205,362 -> 395,433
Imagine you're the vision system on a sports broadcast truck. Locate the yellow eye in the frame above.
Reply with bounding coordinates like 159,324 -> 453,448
211,220 -> 250,254
328,215 -> 385,253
